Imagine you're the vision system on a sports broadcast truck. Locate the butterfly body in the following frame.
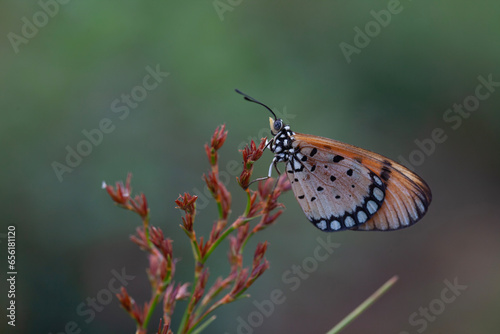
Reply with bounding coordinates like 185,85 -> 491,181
236,89 -> 432,232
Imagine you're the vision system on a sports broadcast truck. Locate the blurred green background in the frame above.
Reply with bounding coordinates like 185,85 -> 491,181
1,1 -> 500,333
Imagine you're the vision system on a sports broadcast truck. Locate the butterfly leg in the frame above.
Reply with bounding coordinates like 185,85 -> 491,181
267,156 -> 283,177
271,158 -> 284,189
268,157 -> 276,178
246,157 -> 278,187
264,138 -> 274,151
248,176 -> 270,186
273,158 -> 282,176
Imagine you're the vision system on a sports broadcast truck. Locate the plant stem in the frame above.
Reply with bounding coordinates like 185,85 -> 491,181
244,189 -> 252,216
178,264 -> 202,334
215,198 -> 224,220
190,237 -> 202,261
240,230 -> 254,253
142,291 -> 161,330
189,315 -> 217,334
201,222 -> 237,263
142,214 -> 153,249
326,275 -> 399,334
140,243 -> 172,330
188,304 -> 221,334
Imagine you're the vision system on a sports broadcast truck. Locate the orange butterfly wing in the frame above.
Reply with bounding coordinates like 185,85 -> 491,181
287,133 -> 432,231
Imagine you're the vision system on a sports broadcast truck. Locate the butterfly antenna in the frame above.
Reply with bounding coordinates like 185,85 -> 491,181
235,89 -> 278,120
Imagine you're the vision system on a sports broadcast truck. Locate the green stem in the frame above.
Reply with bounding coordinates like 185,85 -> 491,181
190,315 -> 217,334
202,186 -> 255,263
177,272 -> 200,334
142,213 -> 153,249
188,304 -> 221,334
244,189 -> 252,216
192,283 -> 225,321
201,223 -> 236,263
189,289 -> 248,334
141,256 -> 172,330
326,275 -> 399,334
216,199 -> 224,220
190,237 -> 202,261
142,291 -> 161,330
240,230 -> 254,253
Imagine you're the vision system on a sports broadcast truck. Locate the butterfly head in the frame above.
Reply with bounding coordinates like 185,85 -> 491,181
235,89 -> 296,160
269,117 -> 285,135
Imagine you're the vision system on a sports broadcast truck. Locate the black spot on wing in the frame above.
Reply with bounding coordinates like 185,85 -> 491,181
333,155 -> 344,163
381,166 -> 391,181
310,148 -> 318,157
381,160 -> 392,181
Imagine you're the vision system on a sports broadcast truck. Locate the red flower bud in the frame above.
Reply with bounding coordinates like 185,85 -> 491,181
175,193 -> 197,214
211,124 -> 228,151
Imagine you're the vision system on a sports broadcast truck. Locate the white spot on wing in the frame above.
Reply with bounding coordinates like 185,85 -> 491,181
316,220 -> 327,230
374,175 -> 383,186
373,187 -> 384,201
367,200 -> 378,214
331,220 -> 341,230
345,216 -> 355,227
357,211 -> 368,224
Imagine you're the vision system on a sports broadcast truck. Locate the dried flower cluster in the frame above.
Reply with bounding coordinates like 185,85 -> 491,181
104,125 -> 290,334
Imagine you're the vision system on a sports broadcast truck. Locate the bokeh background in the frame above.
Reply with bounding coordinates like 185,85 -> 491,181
1,1 -> 500,333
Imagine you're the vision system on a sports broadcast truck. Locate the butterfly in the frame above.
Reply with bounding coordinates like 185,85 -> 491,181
236,89 -> 432,232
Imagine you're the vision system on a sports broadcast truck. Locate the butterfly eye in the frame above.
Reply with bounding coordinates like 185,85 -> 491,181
273,119 -> 283,132
269,118 -> 284,135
